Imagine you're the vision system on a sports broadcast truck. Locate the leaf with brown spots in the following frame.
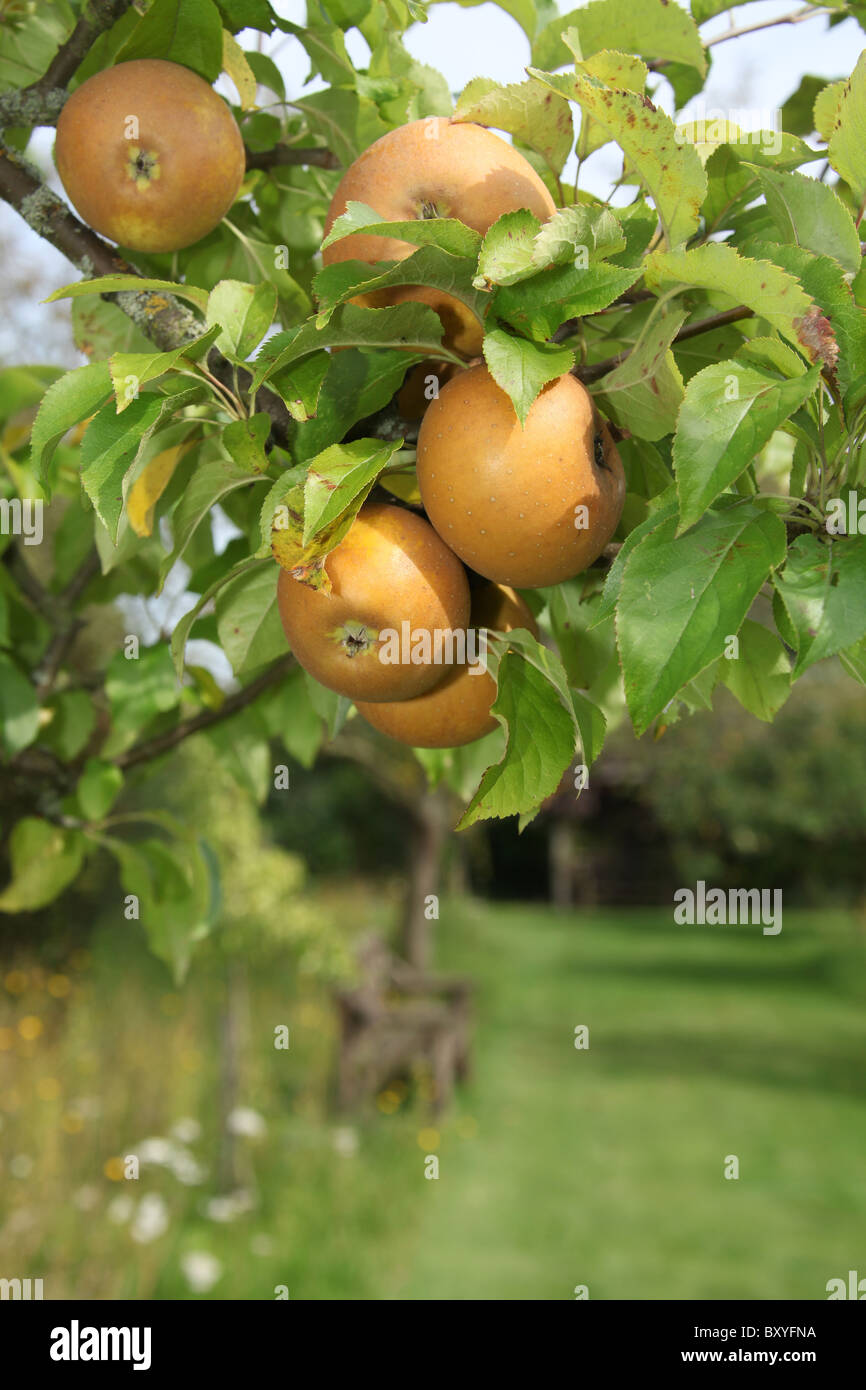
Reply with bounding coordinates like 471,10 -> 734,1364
453,76 -> 574,176
528,69 -> 706,249
645,242 -> 818,359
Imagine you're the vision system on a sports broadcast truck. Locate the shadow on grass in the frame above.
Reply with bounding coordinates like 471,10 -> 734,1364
589,1029 -> 866,1101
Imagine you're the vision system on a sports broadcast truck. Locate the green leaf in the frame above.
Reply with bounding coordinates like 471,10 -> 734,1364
171,555 -> 269,677
44,276 -> 208,314
532,204 -> 626,267
690,0 -> 749,19
815,79 -> 846,144
595,308 -> 688,442
0,819 -> 85,913
528,70 -> 706,250
482,329 -> 575,425
743,240 -> 866,393
269,352 -> 331,424
76,759 -> 124,822
453,76 -> 574,175
720,619 -> 791,722
321,200 -> 483,259
251,301 -> 459,391
223,413 -> 271,472
30,361 -> 113,490
781,74 -> 830,138
215,564 -> 285,675
749,165 -> 861,277
839,633 -> 866,685
302,438 -> 403,544
205,715 -> 271,802
673,362 -> 821,532
110,835 -> 218,982
109,328 -> 219,413
117,0 -> 224,81
475,205 -> 626,293
214,0 -> 276,35
0,365 -> 63,423
572,48 -> 649,159
544,584 -> 616,689
267,438 -> 402,584
645,242 -> 823,362
0,653 -> 38,758
291,87 -> 390,166
474,210 -> 542,288
158,455 -> 259,586
39,690 -> 96,761
457,630 -> 605,829
105,645 -> 181,751
616,501 -> 787,735
773,533 -> 866,677
828,51 -> 866,207
292,349 -> 416,462
597,490 -> 679,623
259,667 -> 325,768
303,672 -> 350,739
206,280 -> 278,361
493,261 -> 640,339
80,392 -> 173,540
313,246 -> 487,332
243,47 -> 285,98
275,17 -> 355,86
532,0 -> 706,76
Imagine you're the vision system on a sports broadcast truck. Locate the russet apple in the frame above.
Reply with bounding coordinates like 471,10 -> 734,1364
55,59 -> 245,253
322,117 -> 556,356
416,365 -> 625,587
355,582 -> 537,747
276,501 -> 470,702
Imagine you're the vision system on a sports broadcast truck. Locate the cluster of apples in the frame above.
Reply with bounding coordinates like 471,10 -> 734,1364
279,118 -> 625,747
52,64 -> 625,749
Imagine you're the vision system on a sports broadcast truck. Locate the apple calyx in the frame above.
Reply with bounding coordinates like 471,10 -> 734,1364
334,621 -> 379,658
126,145 -> 161,190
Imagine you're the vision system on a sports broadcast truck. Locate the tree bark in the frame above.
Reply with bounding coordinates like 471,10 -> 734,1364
549,818 -> 577,909
400,791 -> 449,971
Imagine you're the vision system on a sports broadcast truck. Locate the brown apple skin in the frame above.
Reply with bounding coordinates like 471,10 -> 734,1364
416,365 -> 626,588
355,583 -> 537,748
276,502 -> 470,702
55,59 -> 245,253
322,118 -> 556,356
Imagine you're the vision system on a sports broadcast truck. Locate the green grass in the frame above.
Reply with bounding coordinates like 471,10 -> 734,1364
1,900 -> 864,1300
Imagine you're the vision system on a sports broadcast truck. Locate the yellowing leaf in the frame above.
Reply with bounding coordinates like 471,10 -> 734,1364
222,29 -> 258,111
815,79 -> 845,143
828,52 -> 866,204
645,243 -> 821,361
528,69 -> 706,249
127,437 -> 198,537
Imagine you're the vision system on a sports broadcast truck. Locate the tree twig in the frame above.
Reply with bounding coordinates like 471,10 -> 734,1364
114,653 -> 297,770
0,0 -> 134,128
575,305 -> 755,384
704,4 -> 833,47
0,135 -> 204,350
246,144 -> 341,172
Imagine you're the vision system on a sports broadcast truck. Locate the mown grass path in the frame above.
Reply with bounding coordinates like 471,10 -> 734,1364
384,903 -> 866,1300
